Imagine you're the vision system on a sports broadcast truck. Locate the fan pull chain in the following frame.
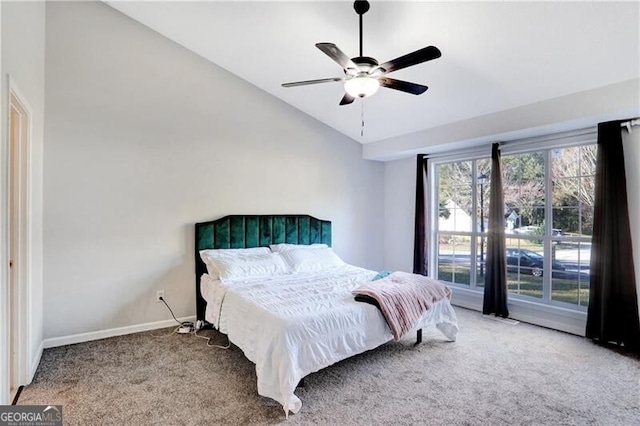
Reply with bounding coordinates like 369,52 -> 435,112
361,100 -> 365,137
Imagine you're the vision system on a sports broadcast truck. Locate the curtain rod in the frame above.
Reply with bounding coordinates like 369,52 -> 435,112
621,118 -> 640,132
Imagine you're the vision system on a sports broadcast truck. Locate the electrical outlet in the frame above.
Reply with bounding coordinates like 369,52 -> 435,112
156,290 -> 165,302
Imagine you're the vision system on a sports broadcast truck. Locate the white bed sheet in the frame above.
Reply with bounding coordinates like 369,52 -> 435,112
200,265 -> 458,416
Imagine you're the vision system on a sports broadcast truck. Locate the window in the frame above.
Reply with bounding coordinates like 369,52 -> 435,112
432,141 -> 596,311
550,145 -> 595,307
435,159 -> 491,288
503,151 -> 546,300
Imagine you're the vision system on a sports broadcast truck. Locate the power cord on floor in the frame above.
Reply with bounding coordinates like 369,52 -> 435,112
195,327 -> 230,349
159,296 -> 229,348
159,296 -> 193,333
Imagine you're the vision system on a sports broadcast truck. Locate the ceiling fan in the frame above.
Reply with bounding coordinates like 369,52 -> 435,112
282,0 -> 441,106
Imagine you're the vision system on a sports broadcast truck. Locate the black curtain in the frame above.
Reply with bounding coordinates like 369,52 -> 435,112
483,143 -> 509,317
413,154 -> 428,275
586,121 -> 640,351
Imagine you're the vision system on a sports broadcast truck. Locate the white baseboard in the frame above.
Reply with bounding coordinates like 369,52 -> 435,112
29,341 -> 44,383
43,316 -> 197,349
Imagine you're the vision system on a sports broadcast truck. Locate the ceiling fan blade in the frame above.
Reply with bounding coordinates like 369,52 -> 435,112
339,93 -> 355,105
378,46 -> 441,74
316,43 -> 357,70
282,77 -> 344,88
378,77 -> 429,95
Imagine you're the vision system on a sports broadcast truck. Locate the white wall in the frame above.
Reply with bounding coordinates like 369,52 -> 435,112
0,0 -> 45,392
43,1 -> 384,340
622,128 -> 640,310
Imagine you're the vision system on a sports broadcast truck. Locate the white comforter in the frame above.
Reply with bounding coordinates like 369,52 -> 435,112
200,265 -> 458,416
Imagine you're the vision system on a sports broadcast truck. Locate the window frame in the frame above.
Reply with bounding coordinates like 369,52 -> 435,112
428,128 -> 597,312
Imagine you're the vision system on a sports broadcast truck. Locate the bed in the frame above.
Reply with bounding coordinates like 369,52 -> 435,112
195,215 -> 459,416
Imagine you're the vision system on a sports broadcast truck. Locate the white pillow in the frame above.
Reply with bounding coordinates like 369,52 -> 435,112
200,247 -> 271,278
269,243 -> 328,253
208,253 -> 291,281
279,247 -> 345,273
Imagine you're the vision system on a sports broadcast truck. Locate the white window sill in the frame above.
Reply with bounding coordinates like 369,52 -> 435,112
450,286 -> 587,336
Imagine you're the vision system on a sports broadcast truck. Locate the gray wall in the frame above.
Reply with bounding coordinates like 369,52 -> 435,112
366,79 -> 640,161
383,157 -> 415,273
43,1 -> 384,339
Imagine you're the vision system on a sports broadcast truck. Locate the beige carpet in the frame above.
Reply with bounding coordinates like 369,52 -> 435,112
18,308 -> 640,425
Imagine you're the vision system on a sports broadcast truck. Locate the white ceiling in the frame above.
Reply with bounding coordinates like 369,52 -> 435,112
105,1 -> 640,144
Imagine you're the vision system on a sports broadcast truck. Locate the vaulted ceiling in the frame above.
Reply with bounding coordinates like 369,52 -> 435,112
105,1 -> 640,145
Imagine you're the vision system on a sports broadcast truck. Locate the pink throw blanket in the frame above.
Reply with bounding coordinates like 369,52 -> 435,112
352,271 -> 452,340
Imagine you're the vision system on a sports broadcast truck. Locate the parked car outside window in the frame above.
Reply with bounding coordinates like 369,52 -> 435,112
505,248 -> 565,277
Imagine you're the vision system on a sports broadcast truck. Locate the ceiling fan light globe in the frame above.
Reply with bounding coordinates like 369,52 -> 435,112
344,76 -> 380,98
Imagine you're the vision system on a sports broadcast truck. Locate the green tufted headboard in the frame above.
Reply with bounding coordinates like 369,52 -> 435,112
195,215 -> 332,321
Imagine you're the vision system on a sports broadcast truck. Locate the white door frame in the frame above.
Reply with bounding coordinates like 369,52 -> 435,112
4,75 -> 32,401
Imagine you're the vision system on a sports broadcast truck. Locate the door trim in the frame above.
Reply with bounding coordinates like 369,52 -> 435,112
5,75 -> 33,401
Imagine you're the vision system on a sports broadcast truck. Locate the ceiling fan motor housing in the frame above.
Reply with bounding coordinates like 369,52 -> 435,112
346,56 -> 380,75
